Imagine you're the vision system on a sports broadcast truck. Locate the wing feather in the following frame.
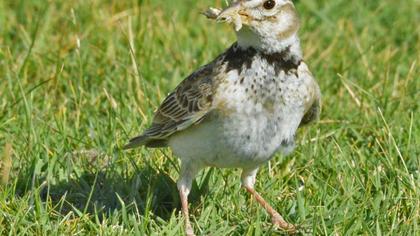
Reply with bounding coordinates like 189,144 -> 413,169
124,64 -> 217,149
299,62 -> 321,127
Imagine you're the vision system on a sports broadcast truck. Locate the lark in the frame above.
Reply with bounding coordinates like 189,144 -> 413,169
124,0 -> 321,235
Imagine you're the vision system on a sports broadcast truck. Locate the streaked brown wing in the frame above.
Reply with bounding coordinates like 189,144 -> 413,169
124,64 -> 216,149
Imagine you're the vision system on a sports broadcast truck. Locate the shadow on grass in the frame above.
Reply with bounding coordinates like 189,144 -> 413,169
44,166 -> 180,220
16,151 -> 211,221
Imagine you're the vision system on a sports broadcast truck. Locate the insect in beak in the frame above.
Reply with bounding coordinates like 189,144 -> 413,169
216,2 -> 244,31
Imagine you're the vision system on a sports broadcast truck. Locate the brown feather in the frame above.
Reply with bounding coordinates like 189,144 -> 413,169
124,60 -> 221,149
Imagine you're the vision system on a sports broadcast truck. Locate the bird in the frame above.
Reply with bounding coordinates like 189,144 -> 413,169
124,0 -> 321,235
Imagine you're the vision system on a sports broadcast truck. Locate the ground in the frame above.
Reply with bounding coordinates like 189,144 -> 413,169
0,0 -> 419,235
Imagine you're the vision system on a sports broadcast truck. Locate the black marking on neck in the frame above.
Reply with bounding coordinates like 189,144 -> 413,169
261,46 -> 302,75
222,43 -> 302,75
222,43 -> 257,74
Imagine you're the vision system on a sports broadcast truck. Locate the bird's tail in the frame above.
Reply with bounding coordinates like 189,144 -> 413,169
123,134 -> 168,149
123,135 -> 149,150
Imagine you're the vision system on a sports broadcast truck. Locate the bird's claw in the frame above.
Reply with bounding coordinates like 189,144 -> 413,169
185,224 -> 196,236
272,215 -> 297,234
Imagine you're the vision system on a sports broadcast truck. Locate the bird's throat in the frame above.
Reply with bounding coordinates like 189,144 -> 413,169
236,27 -> 303,60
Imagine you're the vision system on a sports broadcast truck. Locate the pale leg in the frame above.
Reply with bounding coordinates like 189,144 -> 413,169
177,162 -> 200,236
241,168 -> 296,233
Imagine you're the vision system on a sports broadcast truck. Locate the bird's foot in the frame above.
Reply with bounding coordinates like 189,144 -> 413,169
272,213 -> 296,234
185,223 -> 196,236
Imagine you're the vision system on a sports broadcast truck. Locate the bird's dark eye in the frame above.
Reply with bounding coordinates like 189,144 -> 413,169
263,0 -> 276,10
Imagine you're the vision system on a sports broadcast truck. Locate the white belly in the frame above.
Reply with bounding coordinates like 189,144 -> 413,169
168,108 -> 301,170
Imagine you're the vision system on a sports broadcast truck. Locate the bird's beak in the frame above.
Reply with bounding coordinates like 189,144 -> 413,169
216,2 -> 245,31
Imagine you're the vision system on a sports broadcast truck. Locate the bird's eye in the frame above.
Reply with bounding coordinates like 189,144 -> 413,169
263,0 -> 276,10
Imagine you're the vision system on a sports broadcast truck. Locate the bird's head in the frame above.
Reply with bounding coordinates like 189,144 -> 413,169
215,0 -> 301,53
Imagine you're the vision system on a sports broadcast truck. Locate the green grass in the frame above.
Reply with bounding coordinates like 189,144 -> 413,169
0,0 -> 419,235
